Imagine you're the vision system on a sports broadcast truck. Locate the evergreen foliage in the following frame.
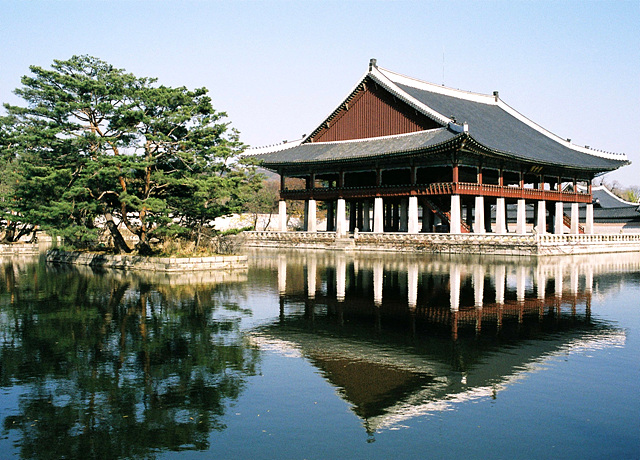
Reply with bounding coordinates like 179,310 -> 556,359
1,55 -> 261,253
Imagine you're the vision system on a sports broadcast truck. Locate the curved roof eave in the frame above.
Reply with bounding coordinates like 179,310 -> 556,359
464,136 -> 629,173
259,133 -> 465,170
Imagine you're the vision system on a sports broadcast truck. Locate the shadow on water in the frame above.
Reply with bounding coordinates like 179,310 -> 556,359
0,256 -> 258,459
249,250 -> 637,435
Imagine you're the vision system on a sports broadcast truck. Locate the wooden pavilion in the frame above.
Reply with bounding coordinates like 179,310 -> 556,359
251,59 -> 630,236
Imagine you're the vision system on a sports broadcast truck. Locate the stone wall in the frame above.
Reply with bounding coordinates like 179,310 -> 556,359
244,231 -> 640,256
46,249 -> 248,272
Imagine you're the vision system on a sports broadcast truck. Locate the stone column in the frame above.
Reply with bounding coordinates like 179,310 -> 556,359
570,202 -> 579,234
306,199 -> 317,233
473,196 -> 485,233
336,198 -> 347,236
408,196 -> 419,234
554,201 -> 564,234
373,197 -> 384,233
585,203 -> 594,234
399,199 -> 409,232
278,200 -> 287,232
362,200 -> 371,232
450,195 -> 462,234
536,200 -> 546,234
496,197 -> 507,234
516,199 -> 527,234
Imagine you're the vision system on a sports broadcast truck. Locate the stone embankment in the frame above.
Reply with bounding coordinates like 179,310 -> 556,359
46,249 -> 247,272
245,231 -> 640,256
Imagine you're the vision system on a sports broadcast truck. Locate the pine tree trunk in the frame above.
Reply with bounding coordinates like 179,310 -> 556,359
104,213 -> 132,253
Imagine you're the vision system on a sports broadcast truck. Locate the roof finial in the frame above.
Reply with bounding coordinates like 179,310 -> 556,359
493,91 -> 499,102
369,58 -> 377,71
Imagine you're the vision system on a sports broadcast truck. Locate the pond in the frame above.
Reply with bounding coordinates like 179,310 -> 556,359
0,250 -> 638,459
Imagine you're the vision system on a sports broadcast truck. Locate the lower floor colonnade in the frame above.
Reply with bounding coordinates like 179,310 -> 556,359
280,194 -> 595,236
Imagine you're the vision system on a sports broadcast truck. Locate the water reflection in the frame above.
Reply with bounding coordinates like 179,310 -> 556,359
0,258 -> 257,459
252,251 -> 636,434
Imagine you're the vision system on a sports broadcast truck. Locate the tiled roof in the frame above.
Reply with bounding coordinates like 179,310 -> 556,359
251,62 -> 630,173
372,67 -> 628,170
251,128 -> 460,167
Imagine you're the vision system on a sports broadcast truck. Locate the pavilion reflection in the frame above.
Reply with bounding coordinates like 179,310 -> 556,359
251,250 -> 637,434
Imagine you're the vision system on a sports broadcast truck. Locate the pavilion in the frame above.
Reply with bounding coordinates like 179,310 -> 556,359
250,59 -> 630,236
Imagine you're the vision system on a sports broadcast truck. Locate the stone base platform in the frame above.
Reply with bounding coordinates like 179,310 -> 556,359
46,249 -> 248,272
245,231 -> 640,256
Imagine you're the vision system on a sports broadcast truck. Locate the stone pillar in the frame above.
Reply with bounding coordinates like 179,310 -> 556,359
536,200 -> 546,234
450,195 -> 461,234
516,199 -> 526,234
554,201 -> 564,234
306,199 -> 317,233
362,200 -> 371,232
373,197 -> 384,233
570,202 -> 579,234
399,199 -> 409,232
278,200 -> 287,232
473,196 -> 485,233
496,197 -> 507,234
408,196 -> 419,234
585,203 -> 594,234
336,198 -> 347,236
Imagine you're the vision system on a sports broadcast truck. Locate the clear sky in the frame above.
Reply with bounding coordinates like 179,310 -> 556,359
1,0 -> 638,186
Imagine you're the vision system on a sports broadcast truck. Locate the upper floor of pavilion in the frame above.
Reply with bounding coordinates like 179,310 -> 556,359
250,59 -> 629,181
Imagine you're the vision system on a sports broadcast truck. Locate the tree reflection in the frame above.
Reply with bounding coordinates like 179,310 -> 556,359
0,259 -> 258,459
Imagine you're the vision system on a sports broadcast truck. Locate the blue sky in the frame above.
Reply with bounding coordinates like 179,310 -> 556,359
1,0 -> 638,186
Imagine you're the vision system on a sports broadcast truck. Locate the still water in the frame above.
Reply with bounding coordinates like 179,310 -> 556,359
0,250 -> 638,459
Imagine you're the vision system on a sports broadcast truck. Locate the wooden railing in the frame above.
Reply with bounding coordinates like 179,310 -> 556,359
281,182 -> 592,203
